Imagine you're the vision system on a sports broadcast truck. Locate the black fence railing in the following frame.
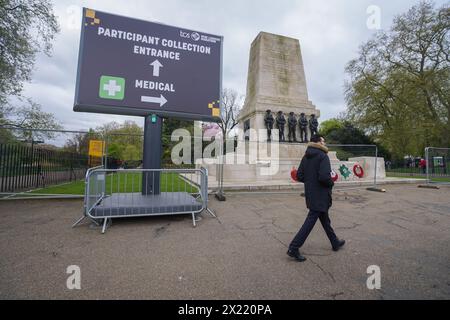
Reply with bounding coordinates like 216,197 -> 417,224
0,143 -> 89,192
385,158 -> 429,176
385,156 -> 450,177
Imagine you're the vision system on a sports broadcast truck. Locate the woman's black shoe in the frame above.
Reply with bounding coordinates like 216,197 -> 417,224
332,239 -> 346,251
287,249 -> 307,262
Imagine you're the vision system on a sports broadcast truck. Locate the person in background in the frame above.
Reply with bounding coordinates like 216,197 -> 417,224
419,158 -> 427,174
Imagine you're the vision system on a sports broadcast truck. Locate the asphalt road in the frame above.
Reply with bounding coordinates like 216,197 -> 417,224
0,184 -> 449,299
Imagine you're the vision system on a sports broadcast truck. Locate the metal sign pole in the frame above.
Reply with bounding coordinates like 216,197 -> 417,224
374,145 -> 378,188
104,138 -> 107,169
220,136 -> 224,192
215,135 -> 226,201
425,147 -> 430,185
142,114 -> 162,195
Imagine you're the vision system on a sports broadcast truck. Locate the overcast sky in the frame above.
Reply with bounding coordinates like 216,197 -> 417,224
20,0 -> 448,132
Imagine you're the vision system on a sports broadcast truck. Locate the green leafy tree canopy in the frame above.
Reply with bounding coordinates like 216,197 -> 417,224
345,1 -> 449,159
0,0 -> 59,105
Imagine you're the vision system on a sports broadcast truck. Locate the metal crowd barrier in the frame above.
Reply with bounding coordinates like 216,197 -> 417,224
72,167 -> 215,233
425,147 -> 450,186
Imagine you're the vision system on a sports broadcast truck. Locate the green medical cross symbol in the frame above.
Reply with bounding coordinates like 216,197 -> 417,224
99,76 -> 125,100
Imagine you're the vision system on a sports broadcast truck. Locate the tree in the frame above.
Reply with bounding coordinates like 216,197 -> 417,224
0,98 -> 62,141
345,1 -> 449,159
63,129 -> 98,154
0,0 -> 59,105
95,121 -> 144,161
0,123 -> 15,143
0,1 -> 60,142
318,118 -> 344,137
326,121 -> 374,145
323,120 -> 391,160
217,88 -> 244,138
161,117 -> 194,165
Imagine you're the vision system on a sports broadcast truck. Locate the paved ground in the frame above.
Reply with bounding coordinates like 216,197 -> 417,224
0,184 -> 449,299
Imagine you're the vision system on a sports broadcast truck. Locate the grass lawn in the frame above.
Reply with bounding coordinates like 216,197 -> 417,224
29,172 -> 197,195
386,168 -> 423,174
386,172 -> 450,183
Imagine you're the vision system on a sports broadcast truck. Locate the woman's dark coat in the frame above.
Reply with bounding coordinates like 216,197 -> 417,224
297,142 -> 334,213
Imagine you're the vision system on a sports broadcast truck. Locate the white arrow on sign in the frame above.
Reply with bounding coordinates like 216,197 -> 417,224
141,94 -> 167,107
150,60 -> 163,77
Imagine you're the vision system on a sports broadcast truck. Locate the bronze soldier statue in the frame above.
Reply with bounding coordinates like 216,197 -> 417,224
309,114 -> 319,136
299,112 -> 308,143
288,112 -> 297,142
264,109 -> 274,142
276,111 -> 286,142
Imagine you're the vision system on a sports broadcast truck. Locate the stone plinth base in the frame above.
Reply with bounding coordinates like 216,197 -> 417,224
196,141 -> 385,184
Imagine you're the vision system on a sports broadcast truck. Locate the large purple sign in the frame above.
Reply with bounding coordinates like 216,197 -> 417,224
74,8 -> 223,121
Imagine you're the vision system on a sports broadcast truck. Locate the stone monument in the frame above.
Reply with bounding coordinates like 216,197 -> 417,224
197,32 -> 385,189
237,32 -> 320,138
